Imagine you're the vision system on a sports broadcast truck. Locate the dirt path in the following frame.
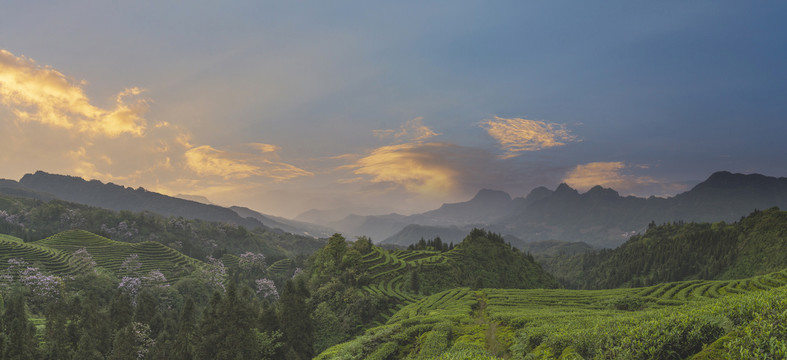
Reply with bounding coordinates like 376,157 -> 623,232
475,292 -> 510,358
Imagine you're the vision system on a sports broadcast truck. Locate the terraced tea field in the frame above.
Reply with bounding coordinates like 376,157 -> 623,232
32,230 -> 201,282
357,246 -> 466,323
0,233 -> 85,274
317,267 -> 787,359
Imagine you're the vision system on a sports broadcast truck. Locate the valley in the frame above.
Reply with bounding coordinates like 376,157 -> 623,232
0,171 -> 785,359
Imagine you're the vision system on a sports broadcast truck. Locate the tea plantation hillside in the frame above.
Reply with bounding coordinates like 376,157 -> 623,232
0,233 -> 86,275
543,207 -> 787,289
32,230 -> 202,282
0,193 -> 325,261
304,230 -> 560,355
317,267 -> 787,359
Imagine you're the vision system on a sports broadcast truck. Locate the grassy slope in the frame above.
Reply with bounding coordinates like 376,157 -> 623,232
317,268 -> 787,359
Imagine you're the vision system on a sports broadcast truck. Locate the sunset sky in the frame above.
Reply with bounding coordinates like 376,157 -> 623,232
1,2 -> 786,218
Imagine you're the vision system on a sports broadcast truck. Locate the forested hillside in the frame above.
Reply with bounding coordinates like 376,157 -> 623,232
1,181 -> 787,359
542,207 -> 787,289
0,218 -> 558,359
0,194 -> 324,262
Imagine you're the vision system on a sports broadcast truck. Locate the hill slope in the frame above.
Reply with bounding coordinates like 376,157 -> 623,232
544,207 -> 787,289
17,171 -> 268,230
317,267 -> 787,359
32,230 -> 202,282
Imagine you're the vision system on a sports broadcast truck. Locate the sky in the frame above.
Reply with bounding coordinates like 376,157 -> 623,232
1,1 -> 786,218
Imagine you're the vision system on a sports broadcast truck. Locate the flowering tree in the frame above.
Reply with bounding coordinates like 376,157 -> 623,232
204,256 -> 227,292
113,321 -> 155,359
71,248 -> 97,273
132,322 -> 155,359
119,276 -> 143,305
255,278 -> 279,300
121,253 -> 142,275
119,269 -> 169,305
143,269 -> 168,287
0,258 -> 63,311
238,252 -> 267,272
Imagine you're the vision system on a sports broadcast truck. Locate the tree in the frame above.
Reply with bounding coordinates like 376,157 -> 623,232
311,302 -> 343,354
278,277 -> 313,359
195,282 -> 276,359
43,296 -> 73,360
2,291 -> 40,360
110,290 -> 134,333
170,297 -> 195,360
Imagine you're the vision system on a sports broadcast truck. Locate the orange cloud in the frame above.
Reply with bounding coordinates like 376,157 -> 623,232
563,162 -> 665,194
0,49 -> 148,137
184,145 -> 313,181
348,142 -> 459,196
482,116 -> 577,157
373,117 -> 440,143
247,143 -> 281,153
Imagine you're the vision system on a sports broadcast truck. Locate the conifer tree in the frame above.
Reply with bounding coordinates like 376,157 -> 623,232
278,277 -> 313,359
2,291 -> 39,360
171,297 -> 195,360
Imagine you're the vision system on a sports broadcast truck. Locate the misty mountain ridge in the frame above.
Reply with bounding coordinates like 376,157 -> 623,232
4,171 -> 330,237
325,171 -> 787,248
5,170 -> 787,249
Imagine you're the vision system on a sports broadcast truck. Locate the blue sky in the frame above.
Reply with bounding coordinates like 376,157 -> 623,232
1,1 -> 786,217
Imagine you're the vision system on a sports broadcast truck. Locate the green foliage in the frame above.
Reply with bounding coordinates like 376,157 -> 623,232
545,208 -> 787,289
2,291 -> 40,360
0,194 -> 325,262
314,265 -> 787,360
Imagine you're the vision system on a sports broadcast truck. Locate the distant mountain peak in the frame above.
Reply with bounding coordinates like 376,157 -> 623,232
554,183 -> 578,195
470,188 -> 512,203
692,171 -> 783,191
176,194 -> 214,205
585,185 -> 620,198
524,186 -> 553,201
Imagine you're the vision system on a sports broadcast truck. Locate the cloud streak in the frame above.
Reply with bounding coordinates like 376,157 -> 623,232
0,49 -> 148,137
481,116 -> 578,158
185,145 -> 313,181
373,117 -> 440,143
563,161 -> 688,196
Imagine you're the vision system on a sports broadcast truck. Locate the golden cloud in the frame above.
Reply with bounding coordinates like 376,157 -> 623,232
0,49 -> 148,137
248,143 -> 281,153
481,116 -> 577,157
184,145 -> 313,181
348,142 -> 459,196
373,117 -> 440,143
563,162 -> 660,193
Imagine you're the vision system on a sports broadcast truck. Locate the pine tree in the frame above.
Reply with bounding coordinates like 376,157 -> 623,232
108,325 -> 136,360
2,291 -> 40,360
171,297 -> 195,360
110,290 -> 134,333
278,277 -> 313,359
43,298 -> 73,360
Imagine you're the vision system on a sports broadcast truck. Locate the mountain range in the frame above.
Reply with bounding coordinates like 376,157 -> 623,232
3,170 -> 787,249
316,171 -> 787,248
